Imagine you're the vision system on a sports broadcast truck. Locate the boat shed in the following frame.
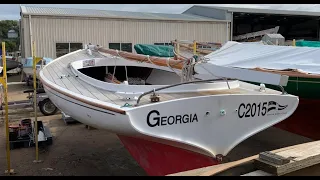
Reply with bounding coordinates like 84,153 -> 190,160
19,5 -> 231,59
184,5 -> 320,41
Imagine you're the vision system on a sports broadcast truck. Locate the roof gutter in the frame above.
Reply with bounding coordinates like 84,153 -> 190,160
23,14 -> 230,23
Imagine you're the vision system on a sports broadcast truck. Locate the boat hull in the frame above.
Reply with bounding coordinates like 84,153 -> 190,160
42,81 -> 299,175
264,77 -> 320,140
0,59 -> 20,73
123,92 -> 299,175
118,135 -> 219,176
274,98 -> 320,140
43,84 -> 219,175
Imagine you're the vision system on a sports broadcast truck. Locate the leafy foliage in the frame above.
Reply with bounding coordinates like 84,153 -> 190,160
0,20 -> 20,52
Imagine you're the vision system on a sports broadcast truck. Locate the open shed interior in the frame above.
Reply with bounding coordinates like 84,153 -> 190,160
233,12 -> 320,41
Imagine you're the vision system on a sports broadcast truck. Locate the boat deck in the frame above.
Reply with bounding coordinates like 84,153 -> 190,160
41,50 -> 281,108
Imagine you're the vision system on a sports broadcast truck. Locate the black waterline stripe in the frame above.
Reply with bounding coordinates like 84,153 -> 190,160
48,89 -> 116,116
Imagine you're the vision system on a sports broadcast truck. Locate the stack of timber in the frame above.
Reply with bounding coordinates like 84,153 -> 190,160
167,140 -> 320,176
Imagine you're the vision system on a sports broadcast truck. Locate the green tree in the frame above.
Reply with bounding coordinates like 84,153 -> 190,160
0,20 -> 20,52
4,40 -> 16,52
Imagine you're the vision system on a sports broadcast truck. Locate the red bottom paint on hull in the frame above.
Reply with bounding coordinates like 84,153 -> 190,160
274,98 -> 320,140
117,135 -> 219,176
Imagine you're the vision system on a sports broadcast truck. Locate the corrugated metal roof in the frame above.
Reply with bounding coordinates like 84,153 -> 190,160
189,5 -> 320,17
20,5 -> 228,22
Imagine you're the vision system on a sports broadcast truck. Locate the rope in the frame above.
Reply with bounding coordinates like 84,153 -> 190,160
115,50 -> 129,83
197,56 -> 230,89
146,55 -> 154,64
173,48 -> 189,60
181,58 -> 196,82
103,45 -> 231,89
112,50 -> 119,82
166,58 -> 182,79
125,65 -> 129,82
101,47 -> 192,83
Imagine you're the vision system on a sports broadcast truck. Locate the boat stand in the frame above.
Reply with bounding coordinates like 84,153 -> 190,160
1,42 -> 15,175
61,111 -> 78,125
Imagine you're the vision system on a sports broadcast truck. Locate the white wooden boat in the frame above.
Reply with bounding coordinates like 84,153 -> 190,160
39,45 -> 299,176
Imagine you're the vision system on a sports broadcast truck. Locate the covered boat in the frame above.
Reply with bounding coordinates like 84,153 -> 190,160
134,44 -> 174,57
0,56 -> 21,74
39,44 -> 298,176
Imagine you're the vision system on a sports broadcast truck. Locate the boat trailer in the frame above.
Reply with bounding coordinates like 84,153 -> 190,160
0,88 -> 58,116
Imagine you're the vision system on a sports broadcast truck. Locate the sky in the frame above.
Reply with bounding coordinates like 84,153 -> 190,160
1,4 -> 320,20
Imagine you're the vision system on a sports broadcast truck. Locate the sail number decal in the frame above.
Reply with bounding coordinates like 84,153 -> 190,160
238,101 -> 288,118
238,102 -> 266,118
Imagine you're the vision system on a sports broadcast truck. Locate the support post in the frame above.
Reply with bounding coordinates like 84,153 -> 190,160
230,12 -> 233,41
173,39 -> 179,60
32,41 -> 42,163
176,40 -> 180,54
1,42 -> 15,175
193,40 -> 197,55
293,39 -> 296,46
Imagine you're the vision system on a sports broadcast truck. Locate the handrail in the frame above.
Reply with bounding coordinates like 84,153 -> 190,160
135,80 -> 287,106
135,79 -> 227,106
278,85 -> 287,95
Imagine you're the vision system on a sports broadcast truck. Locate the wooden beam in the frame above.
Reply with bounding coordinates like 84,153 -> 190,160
254,140 -> 320,176
167,140 -> 320,176
283,163 -> 320,176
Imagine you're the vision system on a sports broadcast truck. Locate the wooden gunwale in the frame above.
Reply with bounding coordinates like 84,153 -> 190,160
39,74 -> 127,115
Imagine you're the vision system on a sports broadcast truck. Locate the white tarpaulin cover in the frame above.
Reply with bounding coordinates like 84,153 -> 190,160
204,41 -> 320,75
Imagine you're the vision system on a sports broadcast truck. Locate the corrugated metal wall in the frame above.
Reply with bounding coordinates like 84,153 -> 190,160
22,16 -> 229,58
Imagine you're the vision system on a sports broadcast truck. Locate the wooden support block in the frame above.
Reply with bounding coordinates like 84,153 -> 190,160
259,151 -> 290,165
254,141 -> 320,176
283,163 -> 320,176
85,125 -> 96,130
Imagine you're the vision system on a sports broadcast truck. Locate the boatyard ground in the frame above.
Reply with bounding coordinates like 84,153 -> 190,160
0,74 -> 313,176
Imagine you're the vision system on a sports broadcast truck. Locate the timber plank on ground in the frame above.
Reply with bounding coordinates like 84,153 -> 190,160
167,141 -> 320,176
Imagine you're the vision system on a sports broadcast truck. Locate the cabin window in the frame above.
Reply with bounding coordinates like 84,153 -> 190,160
56,42 -> 83,58
154,43 -> 173,46
109,43 -> 132,52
